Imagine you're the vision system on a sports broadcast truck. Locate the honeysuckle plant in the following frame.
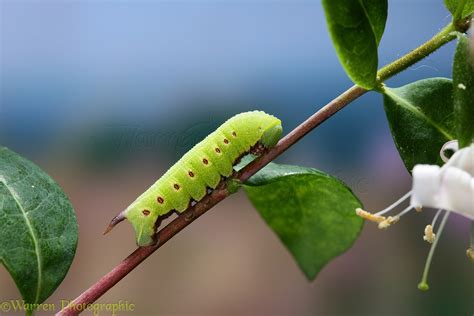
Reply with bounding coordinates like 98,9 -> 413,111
0,1 -> 473,315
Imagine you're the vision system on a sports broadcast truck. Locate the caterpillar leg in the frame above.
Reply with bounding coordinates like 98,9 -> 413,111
249,142 -> 266,156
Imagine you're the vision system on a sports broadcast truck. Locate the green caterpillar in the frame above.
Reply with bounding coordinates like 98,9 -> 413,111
105,111 -> 282,246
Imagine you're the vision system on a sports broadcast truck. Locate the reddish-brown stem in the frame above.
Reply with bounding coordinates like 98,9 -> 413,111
239,86 -> 366,182
57,184 -> 231,315
56,85 -> 366,316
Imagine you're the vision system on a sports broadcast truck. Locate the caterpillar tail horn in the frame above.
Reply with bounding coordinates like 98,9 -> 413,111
104,211 -> 126,235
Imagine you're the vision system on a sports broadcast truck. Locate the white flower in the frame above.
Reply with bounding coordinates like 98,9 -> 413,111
356,140 -> 474,290
411,142 -> 474,220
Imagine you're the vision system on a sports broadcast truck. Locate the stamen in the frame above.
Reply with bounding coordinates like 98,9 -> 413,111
418,210 -> 450,291
374,191 -> 412,216
431,209 -> 443,228
355,208 -> 386,223
395,204 -> 415,218
378,216 -> 399,229
470,222 -> 474,248
423,209 -> 443,243
378,205 -> 414,229
467,248 -> 474,262
423,225 -> 436,243
356,192 -> 417,229
468,222 -> 474,263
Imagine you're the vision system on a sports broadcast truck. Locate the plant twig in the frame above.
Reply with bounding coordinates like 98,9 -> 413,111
57,22 -> 461,316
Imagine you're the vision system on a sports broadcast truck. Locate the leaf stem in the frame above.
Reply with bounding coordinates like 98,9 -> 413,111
57,22 -> 463,316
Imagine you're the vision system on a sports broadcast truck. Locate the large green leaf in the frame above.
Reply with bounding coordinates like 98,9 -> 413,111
383,78 -> 456,172
444,0 -> 474,19
0,147 -> 78,309
453,35 -> 474,148
322,0 -> 388,89
244,163 -> 363,280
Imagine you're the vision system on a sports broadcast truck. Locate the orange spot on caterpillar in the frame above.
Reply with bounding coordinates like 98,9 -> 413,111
188,171 -> 195,177
203,158 -> 209,165
157,197 -> 164,204
142,210 -> 150,216
215,147 -> 221,153
223,139 -> 229,144
174,183 -> 180,190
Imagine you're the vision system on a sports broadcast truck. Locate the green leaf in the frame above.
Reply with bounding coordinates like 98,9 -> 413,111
360,0 -> 388,45
244,163 -> 363,280
322,0 -> 388,89
463,2 -> 474,17
464,1 -> 474,16
453,35 -> 474,148
382,78 -> 456,172
0,147 -> 78,307
444,0 -> 474,19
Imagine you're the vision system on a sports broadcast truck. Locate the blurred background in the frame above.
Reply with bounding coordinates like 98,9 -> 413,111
1,0 -> 473,315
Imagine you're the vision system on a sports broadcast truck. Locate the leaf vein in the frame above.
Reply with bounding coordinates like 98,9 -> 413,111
0,179 -> 43,304
385,88 -> 454,140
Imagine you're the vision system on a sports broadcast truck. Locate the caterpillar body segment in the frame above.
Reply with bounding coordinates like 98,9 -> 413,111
107,111 -> 282,246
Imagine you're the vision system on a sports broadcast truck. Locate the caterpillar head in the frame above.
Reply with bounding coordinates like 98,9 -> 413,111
260,116 -> 282,148
105,201 -> 159,247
